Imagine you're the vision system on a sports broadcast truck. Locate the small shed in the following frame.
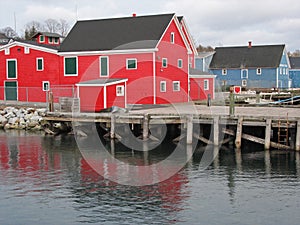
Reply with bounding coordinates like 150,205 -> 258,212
76,78 -> 128,112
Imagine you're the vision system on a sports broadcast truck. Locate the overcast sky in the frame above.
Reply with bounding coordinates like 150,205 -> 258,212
1,0 -> 300,51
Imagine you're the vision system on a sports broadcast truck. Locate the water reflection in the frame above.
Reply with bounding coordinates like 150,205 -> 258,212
0,130 -> 300,224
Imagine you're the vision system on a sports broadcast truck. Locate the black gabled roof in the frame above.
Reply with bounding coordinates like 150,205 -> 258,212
289,57 -> 300,69
32,32 -> 64,39
210,44 -> 285,69
59,13 -> 175,52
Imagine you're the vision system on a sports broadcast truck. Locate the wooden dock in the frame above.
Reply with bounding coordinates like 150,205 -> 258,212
44,103 -> 300,151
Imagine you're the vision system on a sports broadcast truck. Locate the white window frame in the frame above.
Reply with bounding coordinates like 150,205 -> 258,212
256,68 -> 262,75
126,58 -> 137,70
42,81 -> 50,91
162,58 -> 168,68
6,59 -> 17,79
64,56 -> 78,76
178,59 -> 183,68
54,37 -> 59,44
222,69 -> 227,75
24,47 -> 30,54
242,79 -> 247,87
116,85 -> 125,97
171,32 -> 175,44
204,79 -> 209,90
100,56 -> 109,77
4,48 -> 10,55
241,69 -> 248,79
173,81 -> 180,92
36,58 -> 44,71
160,81 -> 166,92
48,37 -> 53,44
40,35 -> 45,43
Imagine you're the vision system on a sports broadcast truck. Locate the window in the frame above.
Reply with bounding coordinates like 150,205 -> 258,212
171,32 -> 175,44
242,79 -> 247,87
162,58 -> 168,68
241,69 -> 248,79
40,35 -> 45,43
24,47 -> 30,54
64,57 -> 78,76
54,37 -> 59,44
173,81 -> 180,92
7,59 -> 17,79
160,81 -> 166,92
42,81 -> 50,91
126,59 -> 137,70
222,69 -> 227,75
204,80 -> 209,90
37,58 -> 44,71
257,68 -> 262,75
280,67 -> 283,75
116,85 -> 125,96
49,37 -> 53,43
5,48 -> 10,55
100,56 -> 109,76
178,59 -> 183,68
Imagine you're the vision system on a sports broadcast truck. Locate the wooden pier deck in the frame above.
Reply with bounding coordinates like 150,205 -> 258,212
44,103 -> 300,151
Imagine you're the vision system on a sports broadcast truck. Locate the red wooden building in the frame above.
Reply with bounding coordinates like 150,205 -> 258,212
0,14 -> 215,111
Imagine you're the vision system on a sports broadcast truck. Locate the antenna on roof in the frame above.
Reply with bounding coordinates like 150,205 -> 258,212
14,12 -> 17,32
75,0 -> 78,21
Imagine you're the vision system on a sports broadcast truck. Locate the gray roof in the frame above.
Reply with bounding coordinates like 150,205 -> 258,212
210,44 -> 285,69
289,57 -> 300,69
59,13 -> 175,52
189,68 -> 213,76
77,78 -> 127,85
15,39 -> 60,50
32,32 -> 64,38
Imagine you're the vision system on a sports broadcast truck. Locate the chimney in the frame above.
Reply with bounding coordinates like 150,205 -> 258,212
132,13 -> 137,17
248,41 -> 252,48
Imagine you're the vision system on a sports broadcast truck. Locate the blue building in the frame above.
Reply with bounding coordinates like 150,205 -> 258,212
289,57 -> 300,88
195,51 -> 215,72
209,42 -> 291,90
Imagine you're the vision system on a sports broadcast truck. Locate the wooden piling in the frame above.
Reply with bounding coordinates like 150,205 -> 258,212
110,115 -> 116,139
143,114 -> 149,140
213,116 -> 219,146
187,115 -> 193,145
235,116 -> 243,149
264,119 -> 272,150
296,120 -> 300,151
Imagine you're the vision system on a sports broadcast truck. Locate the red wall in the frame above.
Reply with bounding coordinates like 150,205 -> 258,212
190,77 -> 215,101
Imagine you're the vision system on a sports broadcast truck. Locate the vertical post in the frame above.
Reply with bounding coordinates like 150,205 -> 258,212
235,116 -> 243,149
229,88 -> 235,117
264,150 -> 271,175
48,91 -> 54,112
265,119 -> 272,150
110,115 -> 116,139
296,120 -> 300,151
143,114 -> 149,140
213,116 -> 219,146
187,115 -> 193,145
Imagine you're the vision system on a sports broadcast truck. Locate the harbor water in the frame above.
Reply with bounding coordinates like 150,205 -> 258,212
0,130 -> 300,225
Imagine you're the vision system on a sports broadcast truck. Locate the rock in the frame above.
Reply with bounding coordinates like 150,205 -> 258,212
26,108 -> 35,114
4,112 -> 15,119
36,108 -> 47,116
26,121 -> 40,128
8,117 -> 19,125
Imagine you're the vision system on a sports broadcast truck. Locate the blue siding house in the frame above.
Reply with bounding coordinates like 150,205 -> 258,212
289,57 -> 300,88
209,42 -> 291,89
195,52 -> 215,72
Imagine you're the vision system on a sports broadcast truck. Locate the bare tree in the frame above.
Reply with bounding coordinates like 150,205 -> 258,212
23,21 -> 44,40
45,19 -> 60,33
288,50 -> 300,57
197,44 -> 214,52
0,27 -> 18,38
58,19 -> 70,37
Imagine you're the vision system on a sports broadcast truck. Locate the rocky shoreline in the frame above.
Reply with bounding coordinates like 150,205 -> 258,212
0,106 -> 48,131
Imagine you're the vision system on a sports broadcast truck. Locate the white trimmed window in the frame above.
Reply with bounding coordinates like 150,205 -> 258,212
42,81 -> 50,91
160,81 -> 166,92
24,47 -> 30,54
173,81 -> 180,92
222,69 -> 227,75
7,59 -> 17,79
204,80 -> 209,90
242,79 -> 247,87
241,69 -> 248,79
100,56 -> 109,76
116,85 -> 125,96
54,37 -> 59,44
40,35 -> 45,43
257,68 -> 262,75
49,37 -> 53,44
171,32 -> 175,44
64,57 -> 78,76
126,58 -> 137,70
162,58 -> 168,68
36,58 -> 44,71
178,59 -> 183,68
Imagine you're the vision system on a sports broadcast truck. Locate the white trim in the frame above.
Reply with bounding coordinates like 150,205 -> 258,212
160,81 -> 166,92
256,68 -> 262,75
125,81 -> 127,107
173,81 -> 180,92
171,32 -> 175,44
241,69 -> 248,79
126,58 -> 137,70
36,57 -> 44,71
0,41 -> 58,54
189,75 -> 217,79
40,35 -> 45,43
116,85 -> 125,96
24,47 -> 30,54
100,56 -> 109,77
58,48 -> 158,56
153,52 -> 156,104
178,17 -> 198,56
42,81 -> 50,91
75,79 -> 128,87
104,86 -> 107,108
162,58 -> 168,68
6,59 -> 17,79
4,48 -> 10,55
242,79 -> 247,87
178,59 -> 183,68
222,69 -> 227,75
64,56 -> 78,76
276,68 -> 279,88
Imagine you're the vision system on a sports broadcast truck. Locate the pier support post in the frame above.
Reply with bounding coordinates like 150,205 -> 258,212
110,115 -> 116,139
235,116 -> 243,149
213,116 -> 219,146
296,120 -> 300,151
264,119 -> 272,150
143,114 -> 149,140
187,115 -> 193,145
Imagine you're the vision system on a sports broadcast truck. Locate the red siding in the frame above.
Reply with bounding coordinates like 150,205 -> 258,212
190,77 -> 215,101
